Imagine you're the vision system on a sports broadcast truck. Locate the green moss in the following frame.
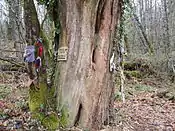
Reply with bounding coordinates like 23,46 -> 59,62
42,112 -> 59,130
0,85 -> 11,99
40,29 -> 53,60
124,70 -> 142,78
29,83 -> 60,130
123,61 -> 137,70
47,86 -> 55,98
32,112 -> 59,130
47,87 -> 57,110
114,91 -> 122,101
32,112 -> 45,121
29,83 -> 47,112
134,84 -> 154,92
59,106 -> 68,127
53,66 -> 69,127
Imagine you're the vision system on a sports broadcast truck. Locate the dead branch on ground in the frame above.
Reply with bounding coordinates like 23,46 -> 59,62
0,57 -> 25,68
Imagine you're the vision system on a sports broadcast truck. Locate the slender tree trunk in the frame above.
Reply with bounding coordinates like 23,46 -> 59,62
7,0 -> 15,40
129,1 -> 154,54
24,0 -> 40,79
7,0 -> 21,41
56,0 -> 122,130
162,0 -> 170,54
24,0 -> 40,45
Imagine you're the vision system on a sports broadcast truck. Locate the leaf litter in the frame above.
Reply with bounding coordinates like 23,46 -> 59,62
115,76 -> 175,131
0,72 -> 46,131
0,68 -> 175,131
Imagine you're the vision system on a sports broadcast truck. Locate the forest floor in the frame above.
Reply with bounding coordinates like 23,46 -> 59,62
0,67 -> 175,131
0,72 -> 45,131
114,75 -> 175,131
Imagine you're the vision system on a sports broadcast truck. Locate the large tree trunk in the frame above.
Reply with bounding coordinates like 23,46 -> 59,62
56,0 -> 122,130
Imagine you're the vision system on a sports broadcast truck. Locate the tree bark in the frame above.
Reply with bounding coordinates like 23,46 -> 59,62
56,0 -> 122,130
161,0 -> 170,54
24,0 -> 40,45
24,0 -> 40,79
7,0 -> 16,40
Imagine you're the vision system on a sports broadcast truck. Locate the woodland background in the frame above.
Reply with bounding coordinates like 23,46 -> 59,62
0,0 -> 175,130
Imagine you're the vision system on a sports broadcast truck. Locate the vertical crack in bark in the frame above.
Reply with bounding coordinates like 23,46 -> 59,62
92,91 -> 103,129
95,0 -> 106,34
74,103 -> 82,126
91,35 -> 98,70
109,0 -> 115,30
111,0 -> 114,16
92,48 -> 96,63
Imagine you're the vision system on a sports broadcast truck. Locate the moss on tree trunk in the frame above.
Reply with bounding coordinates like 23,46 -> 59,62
24,0 -> 59,130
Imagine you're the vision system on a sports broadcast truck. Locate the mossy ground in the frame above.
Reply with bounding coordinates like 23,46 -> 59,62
29,83 -> 47,112
28,81 -> 68,130
59,106 -> 68,127
29,82 -> 60,130
42,112 -> 59,130
124,70 -> 142,78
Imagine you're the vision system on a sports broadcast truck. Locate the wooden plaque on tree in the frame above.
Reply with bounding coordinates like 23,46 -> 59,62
57,47 -> 68,61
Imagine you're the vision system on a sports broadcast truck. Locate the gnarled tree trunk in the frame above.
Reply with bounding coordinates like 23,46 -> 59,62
56,0 -> 122,130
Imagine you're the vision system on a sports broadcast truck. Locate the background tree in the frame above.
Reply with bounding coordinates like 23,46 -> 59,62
24,0 -> 40,79
124,0 -> 175,75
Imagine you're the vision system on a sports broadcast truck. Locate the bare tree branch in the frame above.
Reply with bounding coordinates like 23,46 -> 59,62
0,57 -> 25,68
0,48 -> 24,53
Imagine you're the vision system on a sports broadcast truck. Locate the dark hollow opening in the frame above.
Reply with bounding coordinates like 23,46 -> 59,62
74,103 -> 82,126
